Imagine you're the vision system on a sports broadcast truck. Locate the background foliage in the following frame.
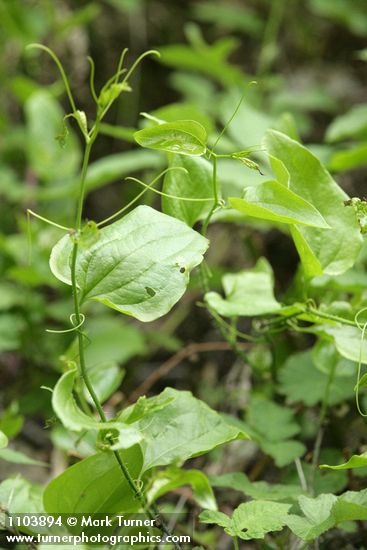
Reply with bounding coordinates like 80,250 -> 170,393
1,0 -> 367,549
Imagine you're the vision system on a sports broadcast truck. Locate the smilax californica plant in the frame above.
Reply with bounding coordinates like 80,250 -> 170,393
9,40 -> 367,550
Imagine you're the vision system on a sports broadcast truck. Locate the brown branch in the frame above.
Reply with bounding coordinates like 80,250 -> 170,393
127,341 -> 248,403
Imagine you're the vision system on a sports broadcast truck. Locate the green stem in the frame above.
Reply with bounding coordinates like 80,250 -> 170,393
70,134 -> 182,550
306,307 -> 357,328
202,155 -> 219,235
311,356 -> 337,493
233,536 -> 239,550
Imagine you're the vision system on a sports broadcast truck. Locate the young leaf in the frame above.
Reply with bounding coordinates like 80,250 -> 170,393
52,369 -> 142,448
229,180 -> 330,228
162,154 -> 214,226
148,467 -> 217,511
50,205 -> 209,322
264,130 -> 363,276
119,387 -> 248,471
205,257 -> 281,317
43,447 -> 143,516
134,120 -> 207,156
320,452 -> 367,470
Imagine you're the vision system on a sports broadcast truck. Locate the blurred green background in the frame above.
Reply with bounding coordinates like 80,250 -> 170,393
1,0 -> 367,516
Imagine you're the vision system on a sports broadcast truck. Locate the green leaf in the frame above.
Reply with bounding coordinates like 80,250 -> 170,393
148,467 -> 217,511
25,91 -> 81,182
36,150 -> 163,201
52,369 -> 142,448
264,130 -> 363,276
286,494 -> 337,541
326,104 -> 367,143
134,120 -> 207,156
229,180 -> 330,228
278,350 -> 355,406
83,361 -> 124,405
320,325 -> 367,364
329,143 -> 367,172
231,501 -> 291,540
162,154 -> 214,226
321,452 -> 367,470
119,388 -> 248,471
50,205 -> 208,322
200,501 -> 291,540
286,490 -> 367,541
0,448 -> 47,466
0,477 -> 47,535
199,509 -> 231,529
0,430 -> 8,449
148,102 -> 215,135
243,397 -> 305,467
43,446 -> 143,516
210,472 -> 303,502
205,258 -> 281,317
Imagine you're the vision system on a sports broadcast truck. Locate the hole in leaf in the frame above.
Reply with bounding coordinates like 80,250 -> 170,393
179,267 -> 186,274
145,287 -> 156,297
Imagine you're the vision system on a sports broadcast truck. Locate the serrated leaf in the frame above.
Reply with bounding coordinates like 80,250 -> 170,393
264,130 -> 363,276
43,447 -> 143,516
287,491 -> 367,542
229,180 -> 330,228
200,501 -> 291,540
286,494 -> 337,541
231,501 -> 291,540
52,369 -> 142,448
50,205 -> 208,322
119,388 -> 248,471
321,452 -> 367,470
205,257 -> 281,317
162,154 -> 214,226
134,120 -> 207,156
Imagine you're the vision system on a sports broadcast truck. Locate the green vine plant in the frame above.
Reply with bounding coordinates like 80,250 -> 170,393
12,42 -> 367,549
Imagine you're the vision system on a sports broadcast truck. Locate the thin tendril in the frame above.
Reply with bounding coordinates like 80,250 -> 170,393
210,81 -> 257,154
122,50 -> 160,84
354,307 -> 367,417
115,48 -> 129,84
26,44 -> 77,113
126,176 -> 214,202
87,56 -> 98,103
46,314 -> 86,334
96,167 -> 188,227
27,209 -> 71,232
26,209 -> 32,266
